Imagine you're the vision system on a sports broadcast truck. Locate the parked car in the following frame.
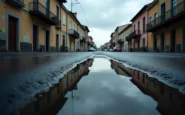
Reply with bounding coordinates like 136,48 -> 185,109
113,47 -> 121,52
88,47 -> 95,52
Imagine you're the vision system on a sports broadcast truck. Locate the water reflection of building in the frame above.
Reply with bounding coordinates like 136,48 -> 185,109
131,70 -> 185,115
20,59 -> 93,115
87,59 -> 93,67
110,60 -> 185,115
110,60 -> 132,77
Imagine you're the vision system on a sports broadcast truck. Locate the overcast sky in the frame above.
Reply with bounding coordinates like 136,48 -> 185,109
64,0 -> 153,48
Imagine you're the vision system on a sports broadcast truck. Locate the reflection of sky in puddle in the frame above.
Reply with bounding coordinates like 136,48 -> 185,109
89,58 -> 111,72
57,58 -> 160,115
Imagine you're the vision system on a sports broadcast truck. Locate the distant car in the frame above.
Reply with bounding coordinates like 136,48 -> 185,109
109,49 -> 113,52
113,47 -> 121,52
104,49 -> 108,51
88,47 -> 95,51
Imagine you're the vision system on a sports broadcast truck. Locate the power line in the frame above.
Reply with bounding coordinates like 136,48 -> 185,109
78,0 -> 89,24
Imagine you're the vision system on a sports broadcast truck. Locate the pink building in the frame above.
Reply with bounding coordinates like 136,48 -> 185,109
129,3 -> 151,52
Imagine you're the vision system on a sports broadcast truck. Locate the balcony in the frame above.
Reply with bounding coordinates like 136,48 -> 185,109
117,39 -> 124,44
129,30 -> 141,39
126,36 -> 130,41
87,41 -> 91,45
29,2 -> 58,25
56,20 -> 61,29
80,36 -> 86,42
57,0 -> 67,3
6,0 -> 25,8
147,1 -> 185,32
68,29 -> 79,38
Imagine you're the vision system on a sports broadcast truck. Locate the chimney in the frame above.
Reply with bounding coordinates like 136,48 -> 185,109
73,12 -> 77,17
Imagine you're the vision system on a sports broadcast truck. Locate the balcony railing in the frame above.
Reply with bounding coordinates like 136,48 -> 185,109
126,36 -> 130,41
129,30 -> 141,39
68,29 -> 80,38
6,0 -> 25,8
80,36 -> 86,42
29,2 -> 58,25
117,39 -> 124,44
57,0 -> 67,3
56,20 -> 61,29
147,1 -> 185,32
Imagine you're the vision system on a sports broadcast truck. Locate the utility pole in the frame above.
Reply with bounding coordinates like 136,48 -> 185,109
71,0 -> 80,12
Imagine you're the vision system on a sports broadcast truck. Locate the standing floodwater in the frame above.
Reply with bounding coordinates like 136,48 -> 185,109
20,58 -> 185,115
57,58 -> 160,115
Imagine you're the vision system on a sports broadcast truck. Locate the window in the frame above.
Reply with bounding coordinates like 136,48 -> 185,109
149,17 -> 152,23
169,88 -> 174,102
172,0 -> 177,16
138,21 -> 140,31
143,17 -> 146,33
160,84 -> 164,96
70,21 -> 72,29
142,74 -> 145,84
153,80 -> 156,88
62,14 -> 66,25
137,71 -> 139,80
143,38 -> 145,47
56,6 -> 59,18
154,13 -> 158,25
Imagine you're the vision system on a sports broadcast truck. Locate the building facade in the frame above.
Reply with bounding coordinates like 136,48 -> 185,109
0,0 -> 90,52
147,0 -> 185,52
119,24 -> 132,52
0,0 -> 68,52
128,4 -> 150,52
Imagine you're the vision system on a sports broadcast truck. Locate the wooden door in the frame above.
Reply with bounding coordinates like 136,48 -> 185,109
46,30 -> 50,52
56,34 -> 59,52
160,33 -> 165,52
170,30 -> 176,52
8,16 -> 17,52
33,25 -> 38,52
183,27 -> 185,52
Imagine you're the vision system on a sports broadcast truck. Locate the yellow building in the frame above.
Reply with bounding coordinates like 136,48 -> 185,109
83,25 -> 90,51
118,24 -> 132,52
0,0 -> 68,52
147,0 -> 185,52
66,12 -> 85,52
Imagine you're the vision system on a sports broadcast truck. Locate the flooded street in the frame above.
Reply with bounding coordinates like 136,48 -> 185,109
57,58 -> 160,115
20,57 -> 185,115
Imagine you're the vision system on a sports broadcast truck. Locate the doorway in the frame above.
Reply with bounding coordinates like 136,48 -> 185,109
138,40 -> 140,52
160,33 -> 165,52
183,27 -> 185,52
33,24 -> 38,52
46,30 -> 50,52
56,34 -> 59,52
8,16 -> 18,52
63,35 -> 65,49
161,3 -> 166,22
154,35 -> 157,51
170,30 -> 176,52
